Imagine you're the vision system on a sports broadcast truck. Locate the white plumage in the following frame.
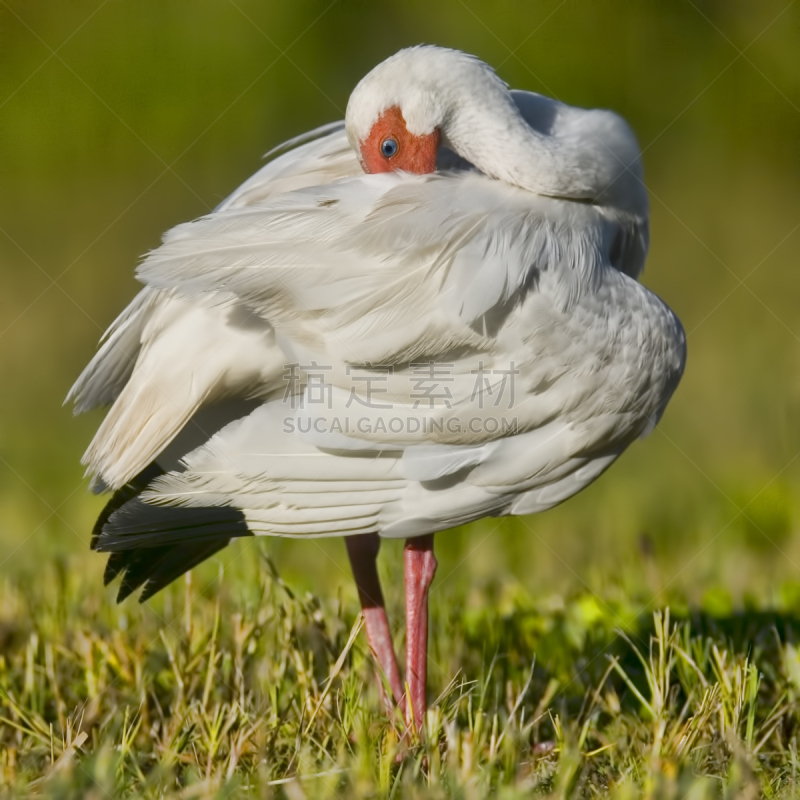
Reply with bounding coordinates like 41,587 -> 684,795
70,45 -> 684,596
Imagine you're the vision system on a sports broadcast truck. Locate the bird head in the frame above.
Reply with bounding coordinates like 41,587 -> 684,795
345,46 -> 500,176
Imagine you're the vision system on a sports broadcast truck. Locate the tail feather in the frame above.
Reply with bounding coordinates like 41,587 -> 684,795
92,464 -> 251,603
67,288 -> 160,414
92,462 -> 166,548
98,500 -> 249,548
82,377 -> 203,491
114,539 -> 232,603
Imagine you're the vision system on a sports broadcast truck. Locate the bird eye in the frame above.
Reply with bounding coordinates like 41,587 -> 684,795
380,138 -> 398,158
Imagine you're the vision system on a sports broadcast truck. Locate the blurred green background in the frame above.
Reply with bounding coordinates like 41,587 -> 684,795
1,0 -> 799,614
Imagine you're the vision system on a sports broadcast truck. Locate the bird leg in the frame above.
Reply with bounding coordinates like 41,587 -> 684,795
345,533 -> 404,711
404,534 -> 437,730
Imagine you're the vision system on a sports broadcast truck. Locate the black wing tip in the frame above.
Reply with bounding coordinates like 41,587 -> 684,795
91,462 -> 166,549
103,552 -> 127,586
107,535 -> 237,604
133,538 -> 234,604
89,462 -> 251,603
117,582 -> 137,604
92,489 -> 250,603
95,499 -> 250,552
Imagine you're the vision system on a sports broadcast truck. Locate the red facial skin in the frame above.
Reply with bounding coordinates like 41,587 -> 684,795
359,106 -> 440,175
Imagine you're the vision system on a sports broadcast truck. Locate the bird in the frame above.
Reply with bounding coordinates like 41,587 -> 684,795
69,46 -> 686,730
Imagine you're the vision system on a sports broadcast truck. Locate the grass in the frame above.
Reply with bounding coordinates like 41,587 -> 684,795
3,543 -> 800,798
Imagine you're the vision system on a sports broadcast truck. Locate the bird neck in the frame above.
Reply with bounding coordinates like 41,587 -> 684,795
444,91 -> 617,205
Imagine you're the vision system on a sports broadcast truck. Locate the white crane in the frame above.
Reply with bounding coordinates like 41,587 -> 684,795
70,46 -> 685,729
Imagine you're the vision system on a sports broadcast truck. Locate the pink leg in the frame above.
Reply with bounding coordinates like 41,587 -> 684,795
345,533 -> 403,710
404,534 -> 437,730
